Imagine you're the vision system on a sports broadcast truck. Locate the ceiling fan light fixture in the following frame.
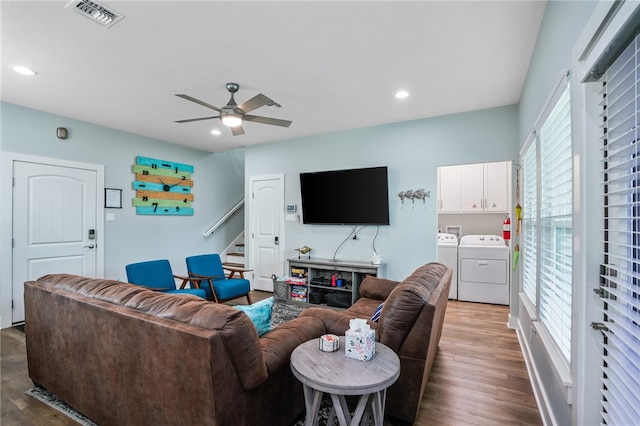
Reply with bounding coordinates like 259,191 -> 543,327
174,82 -> 292,135
221,114 -> 243,127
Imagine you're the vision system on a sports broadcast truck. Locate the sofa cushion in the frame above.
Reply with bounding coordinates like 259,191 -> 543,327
234,297 -> 274,336
376,263 -> 448,352
359,276 -> 400,300
341,297 -> 380,320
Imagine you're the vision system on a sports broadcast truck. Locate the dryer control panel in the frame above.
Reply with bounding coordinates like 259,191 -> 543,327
459,234 -> 505,246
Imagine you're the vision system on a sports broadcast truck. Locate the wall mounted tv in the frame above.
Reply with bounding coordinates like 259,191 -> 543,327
299,166 -> 390,225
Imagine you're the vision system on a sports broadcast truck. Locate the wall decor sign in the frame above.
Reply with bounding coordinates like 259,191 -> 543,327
132,156 -> 194,216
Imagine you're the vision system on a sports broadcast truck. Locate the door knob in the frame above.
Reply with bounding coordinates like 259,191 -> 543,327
84,244 -> 95,249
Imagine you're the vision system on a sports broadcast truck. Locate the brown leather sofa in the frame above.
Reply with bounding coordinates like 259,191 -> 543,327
24,274 -> 326,426
299,262 -> 452,425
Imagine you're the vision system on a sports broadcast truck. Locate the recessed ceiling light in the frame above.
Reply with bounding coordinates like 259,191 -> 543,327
11,65 -> 37,76
395,90 -> 409,99
211,129 -> 222,136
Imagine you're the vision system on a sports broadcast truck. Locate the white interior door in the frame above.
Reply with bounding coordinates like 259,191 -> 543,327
12,161 -> 98,323
249,174 -> 284,292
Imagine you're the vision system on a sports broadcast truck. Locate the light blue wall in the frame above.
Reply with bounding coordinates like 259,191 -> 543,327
1,102 -> 245,279
519,1 -> 596,141
516,1 -> 598,425
246,105 -> 518,280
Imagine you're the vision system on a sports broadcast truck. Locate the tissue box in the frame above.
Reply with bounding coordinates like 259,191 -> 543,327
345,328 -> 376,361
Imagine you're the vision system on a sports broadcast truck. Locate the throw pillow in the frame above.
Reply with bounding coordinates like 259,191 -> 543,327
371,302 -> 384,322
234,296 -> 274,336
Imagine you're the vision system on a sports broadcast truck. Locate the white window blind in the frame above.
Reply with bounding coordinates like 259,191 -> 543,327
599,31 -> 640,425
522,140 -> 538,305
538,85 -> 573,363
520,76 -> 573,365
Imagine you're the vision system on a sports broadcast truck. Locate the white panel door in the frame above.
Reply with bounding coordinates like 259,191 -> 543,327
249,175 -> 284,292
12,161 -> 98,323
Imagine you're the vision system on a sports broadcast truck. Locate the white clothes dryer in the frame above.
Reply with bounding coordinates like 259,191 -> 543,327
457,235 -> 510,305
437,233 -> 458,299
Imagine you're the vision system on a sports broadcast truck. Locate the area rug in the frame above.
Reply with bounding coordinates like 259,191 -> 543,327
27,385 -> 365,426
25,387 -> 97,426
271,300 -> 308,327
292,393 -> 377,425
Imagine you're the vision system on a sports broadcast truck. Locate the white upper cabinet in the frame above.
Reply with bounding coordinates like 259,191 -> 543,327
438,161 -> 509,213
438,165 -> 462,212
460,163 -> 485,212
482,161 -> 509,212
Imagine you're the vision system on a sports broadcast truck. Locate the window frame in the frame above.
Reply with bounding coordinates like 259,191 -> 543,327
519,72 -> 574,400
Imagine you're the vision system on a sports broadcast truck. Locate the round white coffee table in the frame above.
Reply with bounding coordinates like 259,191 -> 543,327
290,336 -> 400,426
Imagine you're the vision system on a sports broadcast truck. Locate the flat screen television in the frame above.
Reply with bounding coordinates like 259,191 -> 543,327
299,166 -> 390,225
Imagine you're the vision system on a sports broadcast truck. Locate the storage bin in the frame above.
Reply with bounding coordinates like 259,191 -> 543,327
272,276 -> 289,302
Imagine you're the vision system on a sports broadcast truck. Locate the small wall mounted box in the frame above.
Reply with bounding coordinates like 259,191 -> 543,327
56,127 -> 68,139
286,204 -> 297,212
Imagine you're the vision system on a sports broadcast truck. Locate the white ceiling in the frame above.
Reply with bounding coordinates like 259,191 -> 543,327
1,1 -> 546,153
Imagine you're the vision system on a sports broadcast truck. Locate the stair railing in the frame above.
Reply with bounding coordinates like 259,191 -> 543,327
202,198 -> 244,237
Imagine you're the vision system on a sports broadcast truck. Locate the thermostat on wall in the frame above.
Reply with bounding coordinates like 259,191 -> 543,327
286,204 -> 297,212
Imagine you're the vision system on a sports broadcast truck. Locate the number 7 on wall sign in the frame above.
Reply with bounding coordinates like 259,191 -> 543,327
132,156 -> 194,216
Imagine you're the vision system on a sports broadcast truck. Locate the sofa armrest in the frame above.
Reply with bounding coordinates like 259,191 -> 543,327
260,316 -> 326,373
299,307 -> 361,336
359,276 -> 400,300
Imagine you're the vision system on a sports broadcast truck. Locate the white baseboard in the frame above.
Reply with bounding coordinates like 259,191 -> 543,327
515,320 -> 556,426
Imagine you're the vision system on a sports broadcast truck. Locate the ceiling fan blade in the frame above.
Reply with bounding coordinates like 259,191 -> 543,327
175,94 -> 222,112
244,114 -> 292,128
174,115 -> 220,123
236,94 -> 271,114
231,125 -> 245,136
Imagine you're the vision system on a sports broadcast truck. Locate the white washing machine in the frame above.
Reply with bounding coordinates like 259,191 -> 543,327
437,233 -> 458,299
458,235 -> 510,305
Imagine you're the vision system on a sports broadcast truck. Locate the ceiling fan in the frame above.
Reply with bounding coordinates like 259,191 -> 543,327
174,83 -> 292,136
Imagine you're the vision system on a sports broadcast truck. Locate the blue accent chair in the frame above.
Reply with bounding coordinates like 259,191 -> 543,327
185,254 -> 252,304
125,259 -> 206,299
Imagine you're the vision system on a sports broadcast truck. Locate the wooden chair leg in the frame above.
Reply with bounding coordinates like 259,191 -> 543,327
246,293 -> 253,305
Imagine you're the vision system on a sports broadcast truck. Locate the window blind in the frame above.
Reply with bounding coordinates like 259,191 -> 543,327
521,78 -> 573,365
599,32 -> 640,425
522,139 -> 538,305
538,85 -> 573,363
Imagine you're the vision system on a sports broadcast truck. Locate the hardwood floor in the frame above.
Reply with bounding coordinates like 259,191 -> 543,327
418,301 -> 541,426
1,296 -> 541,425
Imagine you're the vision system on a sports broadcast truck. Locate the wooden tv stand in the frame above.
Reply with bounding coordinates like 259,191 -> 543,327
285,258 -> 385,307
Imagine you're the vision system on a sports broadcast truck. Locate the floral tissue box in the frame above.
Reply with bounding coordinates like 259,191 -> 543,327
345,318 -> 376,361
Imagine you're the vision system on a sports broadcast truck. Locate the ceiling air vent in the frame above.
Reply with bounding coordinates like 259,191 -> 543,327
67,0 -> 123,28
